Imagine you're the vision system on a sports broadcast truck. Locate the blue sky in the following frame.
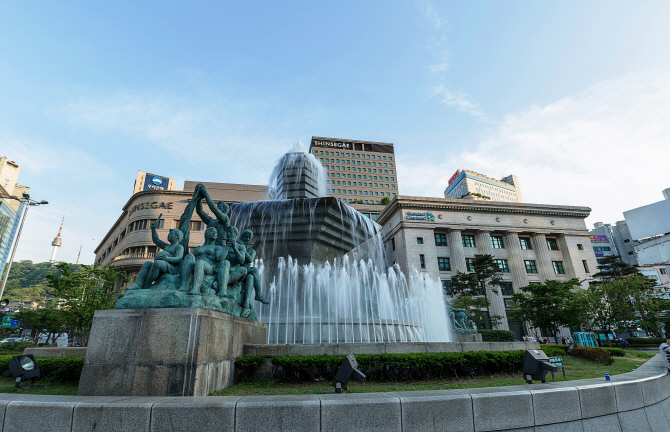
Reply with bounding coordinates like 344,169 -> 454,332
3,1 -> 670,264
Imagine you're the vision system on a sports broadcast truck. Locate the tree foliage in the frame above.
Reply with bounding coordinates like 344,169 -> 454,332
45,263 -> 127,346
509,278 -> 585,340
592,255 -> 640,281
1,260 -> 66,304
13,308 -> 69,344
449,254 -> 504,329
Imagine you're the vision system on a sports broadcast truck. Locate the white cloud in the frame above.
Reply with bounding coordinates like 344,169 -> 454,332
401,70 -> 670,227
432,84 -> 485,117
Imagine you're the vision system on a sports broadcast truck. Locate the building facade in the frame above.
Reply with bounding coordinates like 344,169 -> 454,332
638,264 -> 670,300
309,136 -> 398,206
588,222 -> 638,266
377,196 -> 598,339
444,169 -> 523,203
0,157 -> 29,279
94,181 -> 268,286
618,188 -> 670,265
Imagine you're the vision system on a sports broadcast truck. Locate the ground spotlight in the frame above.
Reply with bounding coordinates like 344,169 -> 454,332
330,354 -> 366,393
4,354 -> 44,389
523,349 -> 557,384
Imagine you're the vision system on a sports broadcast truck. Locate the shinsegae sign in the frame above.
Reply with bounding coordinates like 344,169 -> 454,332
312,140 -> 353,149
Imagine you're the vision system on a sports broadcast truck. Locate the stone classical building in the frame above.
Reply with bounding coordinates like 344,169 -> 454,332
444,169 -> 523,203
377,196 -> 599,339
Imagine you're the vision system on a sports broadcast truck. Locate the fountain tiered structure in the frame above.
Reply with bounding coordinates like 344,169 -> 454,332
231,142 -> 451,344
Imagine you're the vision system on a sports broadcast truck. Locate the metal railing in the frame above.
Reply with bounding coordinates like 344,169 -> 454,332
112,253 -> 156,262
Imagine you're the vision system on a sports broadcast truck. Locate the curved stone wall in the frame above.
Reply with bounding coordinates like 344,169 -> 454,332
0,354 -> 668,431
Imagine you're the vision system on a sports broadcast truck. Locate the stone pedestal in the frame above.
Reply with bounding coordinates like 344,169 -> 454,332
453,333 -> 483,342
78,308 -> 267,397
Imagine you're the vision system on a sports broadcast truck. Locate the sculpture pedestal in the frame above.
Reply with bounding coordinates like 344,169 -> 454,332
453,333 -> 483,342
78,308 -> 267,397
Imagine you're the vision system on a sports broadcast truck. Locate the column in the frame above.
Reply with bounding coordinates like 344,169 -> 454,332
477,230 -> 508,330
504,232 -> 529,290
446,230 -> 467,273
531,233 -> 554,281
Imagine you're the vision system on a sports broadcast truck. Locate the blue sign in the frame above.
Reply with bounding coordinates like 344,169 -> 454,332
406,211 -> 435,221
143,173 -> 170,191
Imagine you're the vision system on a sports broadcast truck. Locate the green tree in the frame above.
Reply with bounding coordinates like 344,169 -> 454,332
582,274 -> 659,346
45,263 -> 127,346
509,278 -> 585,341
14,308 -> 69,344
379,196 -> 391,205
592,255 -> 640,281
1,260 -> 65,304
449,254 -> 504,329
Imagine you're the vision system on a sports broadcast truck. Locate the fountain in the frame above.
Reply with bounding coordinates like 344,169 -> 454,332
230,141 -> 452,344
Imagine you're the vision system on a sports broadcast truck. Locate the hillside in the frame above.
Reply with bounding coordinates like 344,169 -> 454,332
1,260 -> 68,304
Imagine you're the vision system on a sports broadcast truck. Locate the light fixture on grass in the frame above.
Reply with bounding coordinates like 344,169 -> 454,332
4,354 -> 44,389
330,354 -> 366,393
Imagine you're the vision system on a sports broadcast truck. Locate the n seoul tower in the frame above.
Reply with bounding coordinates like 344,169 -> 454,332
50,217 -> 64,263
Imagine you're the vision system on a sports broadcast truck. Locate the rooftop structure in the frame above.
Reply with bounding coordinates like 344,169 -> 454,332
444,169 -> 523,203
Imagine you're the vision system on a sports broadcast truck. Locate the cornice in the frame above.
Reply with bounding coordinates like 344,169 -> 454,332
377,195 -> 591,225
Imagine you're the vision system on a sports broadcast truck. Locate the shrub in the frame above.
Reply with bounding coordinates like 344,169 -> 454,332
270,350 -> 526,382
569,347 -> 613,365
477,330 -> 516,342
235,356 -> 266,380
628,337 -> 664,347
0,354 -> 83,382
603,347 -> 626,357
0,341 -> 35,353
541,347 -> 568,357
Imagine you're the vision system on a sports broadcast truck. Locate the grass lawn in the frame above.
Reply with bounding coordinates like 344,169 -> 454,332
0,379 -> 79,395
211,350 -> 655,396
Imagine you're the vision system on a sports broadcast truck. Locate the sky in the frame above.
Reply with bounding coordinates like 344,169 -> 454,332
2,1 -> 670,265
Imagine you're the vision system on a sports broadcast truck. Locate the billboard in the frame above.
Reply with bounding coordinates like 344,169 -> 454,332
447,170 -> 460,186
590,235 -> 608,242
143,173 -> 170,191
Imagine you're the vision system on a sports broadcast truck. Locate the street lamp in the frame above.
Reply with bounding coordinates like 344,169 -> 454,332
0,192 -> 48,301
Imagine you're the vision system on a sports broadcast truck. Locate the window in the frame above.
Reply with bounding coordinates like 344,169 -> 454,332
491,236 -> 505,249
547,239 -> 559,251
478,312 -> 492,330
435,233 -> 447,246
391,238 -> 395,251
577,244 -> 584,250
417,237 -> 424,244
150,219 -> 165,229
504,298 -> 516,308
553,261 -> 566,274
438,257 -> 450,271
189,221 -> 204,231
441,280 -> 452,296
466,258 -> 475,272
661,268 -> 668,275
583,260 -> 590,273
420,254 -> 425,269
519,237 -> 532,250
624,239 -> 630,243
495,259 -> 510,273
524,260 -> 538,273
500,282 -> 513,295
462,235 -> 476,248
628,251 -> 634,255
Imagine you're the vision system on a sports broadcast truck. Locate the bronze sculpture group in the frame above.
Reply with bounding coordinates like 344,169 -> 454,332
117,183 -> 268,320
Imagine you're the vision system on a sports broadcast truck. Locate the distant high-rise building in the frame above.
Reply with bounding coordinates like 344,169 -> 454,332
309,136 -> 398,205
622,188 -> 670,265
444,169 -> 523,203
0,157 -> 29,277
589,221 -> 638,266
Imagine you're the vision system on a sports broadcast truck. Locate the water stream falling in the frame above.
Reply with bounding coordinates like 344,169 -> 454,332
229,141 -> 452,344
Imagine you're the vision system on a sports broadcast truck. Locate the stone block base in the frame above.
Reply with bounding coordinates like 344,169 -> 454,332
78,307 -> 267,397
452,332 -> 483,342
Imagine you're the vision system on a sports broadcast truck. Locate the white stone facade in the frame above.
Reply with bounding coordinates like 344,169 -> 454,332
377,196 -> 599,337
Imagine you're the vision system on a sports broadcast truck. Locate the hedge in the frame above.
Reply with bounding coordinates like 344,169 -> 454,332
0,354 -> 83,382
235,356 -> 266,381
477,330 -> 516,342
628,337 -> 664,347
0,342 -> 35,353
569,347 -> 613,365
541,346 -> 568,357
266,350 -> 527,382
603,347 -> 626,357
